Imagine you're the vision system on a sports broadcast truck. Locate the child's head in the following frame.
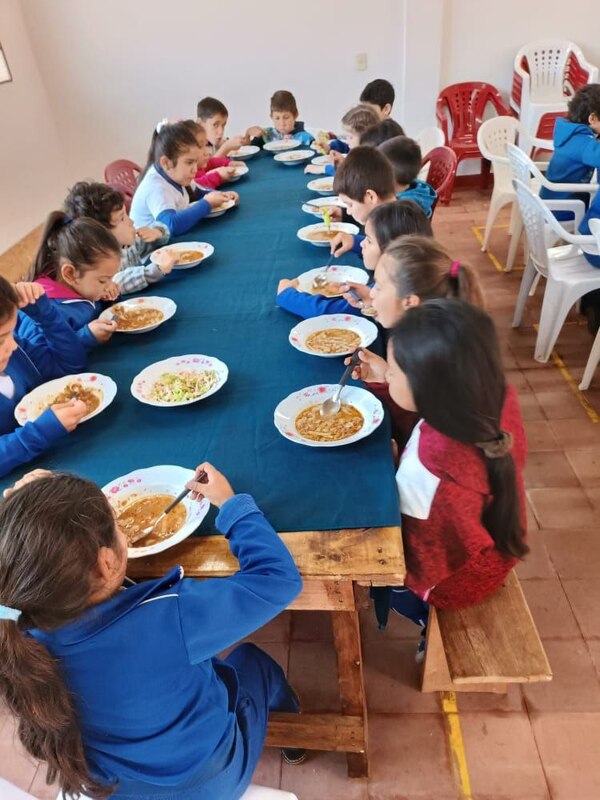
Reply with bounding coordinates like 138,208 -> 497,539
180,119 -> 211,169
0,278 -> 19,372
359,118 -> 405,147
567,84 -> 600,134
369,235 -> 484,328
359,79 -> 395,119
387,299 -> 528,559
196,96 -> 229,146
340,104 -> 380,149
0,473 -> 127,797
30,212 -> 121,301
361,200 -> 433,270
146,119 -> 203,186
65,181 -> 135,247
333,146 -> 396,223
270,90 -> 299,135
379,136 -> 422,189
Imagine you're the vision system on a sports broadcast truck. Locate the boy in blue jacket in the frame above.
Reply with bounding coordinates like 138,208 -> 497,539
0,464 -> 304,799
0,278 -> 89,477
380,136 -> 437,218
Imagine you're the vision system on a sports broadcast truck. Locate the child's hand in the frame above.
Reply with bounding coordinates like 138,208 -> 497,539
277,278 -> 299,293
224,135 -> 247,154
136,227 -> 164,243
204,191 -> 229,209
304,164 -> 325,175
3,468 -> 53,499
246,126 -> 264,139
330,151 -> 346,167
224,191 -> 239,204
101,282 -> 120,302
216,166 -> 237,181
88,319 -> 117,343
343,348 -> 387,383
14,282 -> 45,308
326,206 -> 343,222
185,462 -> 234,508
154,249 -> 177,274
342,282 -> 370,307
51,399 -> 89,431
228,160 -> 245,169
330,232 -> 354,257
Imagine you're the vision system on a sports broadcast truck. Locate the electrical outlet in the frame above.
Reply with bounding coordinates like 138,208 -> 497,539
355,52 -> 368,71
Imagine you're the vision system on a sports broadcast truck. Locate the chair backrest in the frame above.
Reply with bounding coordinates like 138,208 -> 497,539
421,146 -> 458,209
477,116 -> 519,161
415,126 -> 445,156
506,143 -> 537,186
436,82 -> 508,144
515,40 -> 573,98
512,179 -> 551,276
104,159 -> 141,193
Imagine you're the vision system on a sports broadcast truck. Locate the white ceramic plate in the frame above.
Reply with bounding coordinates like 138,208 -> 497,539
295,265 -> 369,296
227,145 -> 260,160
99,296 -> 177,334
103,465 -> 209,558
274,384 -> 384,447
131,354 -> 228,407
227,164 -> 249,182
273,149 -> 313,166
311,155 -> 330,166
297,222 -> 359,247
263,139 -> 300,153
150,241 -> 214,270
307,177 -> 335,195
208,198 -> 236,218
289,313 -> 378,358
15,373 -> 117,426
301,195 -> 346,217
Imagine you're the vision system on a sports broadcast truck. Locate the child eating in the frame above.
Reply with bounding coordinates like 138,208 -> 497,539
380,136 -> 437,217
360,78 -> 395,119
193,101 -> 247,189
248,90 -> 314,147
306,104 -> 380,175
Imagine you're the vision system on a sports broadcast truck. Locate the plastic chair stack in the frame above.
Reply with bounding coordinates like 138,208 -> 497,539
415,126 -> 445,181
104,159 -> 142,212
420,146 -> 458,210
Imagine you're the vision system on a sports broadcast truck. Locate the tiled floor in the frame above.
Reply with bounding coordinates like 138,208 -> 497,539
2,189 -> 600,799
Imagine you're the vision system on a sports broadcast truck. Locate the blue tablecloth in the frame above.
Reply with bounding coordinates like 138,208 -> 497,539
3,154 -> 401,533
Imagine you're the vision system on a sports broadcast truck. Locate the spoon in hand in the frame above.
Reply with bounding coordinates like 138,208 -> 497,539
320,349 -> 362,417
312,252 -> 336,290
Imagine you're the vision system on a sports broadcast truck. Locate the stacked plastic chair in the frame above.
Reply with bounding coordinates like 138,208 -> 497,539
419,146 -> 458,211
415,126 -> 445,181
104,159 -> 142,212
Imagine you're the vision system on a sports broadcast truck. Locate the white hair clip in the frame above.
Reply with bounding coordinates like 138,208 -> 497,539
156,118 -> 169,134
0,604 -> 21,622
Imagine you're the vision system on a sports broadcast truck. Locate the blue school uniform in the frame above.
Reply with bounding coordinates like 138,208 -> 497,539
29,495 -> 302,800
131,165 -> 212,236
397,181 -> 437,218
276,287 -> 364,319
0,295 -> 88,477
251,121 -> 314,148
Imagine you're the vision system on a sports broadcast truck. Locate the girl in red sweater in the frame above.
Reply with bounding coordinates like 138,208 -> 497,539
378,299 -> 528,648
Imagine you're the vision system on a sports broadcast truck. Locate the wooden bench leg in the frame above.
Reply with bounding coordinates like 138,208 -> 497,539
331,595 -> 369,778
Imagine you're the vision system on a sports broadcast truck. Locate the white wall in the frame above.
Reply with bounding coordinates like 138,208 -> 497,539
0,0 -> 67,252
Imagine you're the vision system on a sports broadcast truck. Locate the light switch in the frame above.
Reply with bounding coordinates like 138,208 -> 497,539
355,52 -> 368,71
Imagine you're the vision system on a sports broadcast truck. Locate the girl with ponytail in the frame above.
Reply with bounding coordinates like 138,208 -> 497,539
375,299 -> 527,637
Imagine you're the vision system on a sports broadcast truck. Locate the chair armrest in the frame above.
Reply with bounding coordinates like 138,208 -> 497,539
543,199 -> 586,230
435,100 -> 449,144
530,135 -> 555,152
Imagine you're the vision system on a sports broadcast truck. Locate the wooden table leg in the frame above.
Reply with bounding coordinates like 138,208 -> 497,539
331,586 -> 369,778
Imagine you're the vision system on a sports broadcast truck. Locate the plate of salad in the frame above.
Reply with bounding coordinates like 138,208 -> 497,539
130,354 -> 229,407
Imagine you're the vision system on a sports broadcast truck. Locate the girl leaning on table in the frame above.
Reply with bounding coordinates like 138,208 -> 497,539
0,463 -> 305,800
0,277 -> 89,477
375,299 -> 528,657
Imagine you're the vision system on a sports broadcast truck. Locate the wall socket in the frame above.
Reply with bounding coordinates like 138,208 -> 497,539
355,52 -> 368,71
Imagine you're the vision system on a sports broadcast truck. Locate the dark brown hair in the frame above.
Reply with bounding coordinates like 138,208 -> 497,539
381,235 -> 484,308
270,90 -> 298,116
340,103 -> 379,134
0,276 -> 18,325
360,78 -> 395,110
359,118 -> 405,147
196,96 -> 228,120
29,212 -> 121,282
390,299 -> 528,559
567,83 -> 600,124
367,201 -> 432,251
333,145 -> 395,201
142,120 -> 201,178
380,136 -> 422,186
65,182 -> 124,228
0,474 -> 120,798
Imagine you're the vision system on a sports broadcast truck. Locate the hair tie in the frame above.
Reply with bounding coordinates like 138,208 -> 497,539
450,260 -> 461,279
156,118 -> 169,134
475,430 -> 513,459
0,604 -> 21,622
63,215 -> 73,226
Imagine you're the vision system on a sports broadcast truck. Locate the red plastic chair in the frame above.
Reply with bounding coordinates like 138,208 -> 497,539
436,82 -> 511,200
421,146 -> 458,210
104,159 -> 142,212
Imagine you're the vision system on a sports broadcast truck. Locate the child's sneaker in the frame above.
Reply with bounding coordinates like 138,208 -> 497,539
281,686 -> 307,765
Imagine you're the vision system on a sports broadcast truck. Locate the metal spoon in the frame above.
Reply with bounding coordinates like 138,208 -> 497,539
320,349 -> 362,417
346,288 -> 378,318
312,252 -> 336,290
128,470 -> 207,546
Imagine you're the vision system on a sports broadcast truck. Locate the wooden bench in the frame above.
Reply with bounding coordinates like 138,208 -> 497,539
421,570 -> 552,693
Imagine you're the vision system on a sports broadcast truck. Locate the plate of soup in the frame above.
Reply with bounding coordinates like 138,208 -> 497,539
208,198 -> 237,218
301,195 -> 346,218
273,149 -> 313,166
263,139 -> 300,153
297,222 -> 359,247
226,164 -> 249,182
15,373 -> 117,426
103,465 -> 209,558
289,314 -> 378,357
274,384 -> 384,447
307,177 -> 335,195
227,145 -> 260,160
150,241 -> 214,270
99,296 -> 177,333
295,265 -> 369,297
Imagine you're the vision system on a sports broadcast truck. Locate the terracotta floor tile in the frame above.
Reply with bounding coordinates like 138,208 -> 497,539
520,578 -> 580,639
359,608 -> 418,641
515,391 -> 545,421
505,369 -> 532,393
585,486 -> 600,511
0,715 -> 38,792
515,529 -> 556,580
522,421 -> 559,452
287,641 -> 340,712
281,751 -> 368,800
534,389 -> 589,420
523,638 -> 600,712
252,747 -> 283,790
455,684 -> 524,712
565,448 -> 600,487
523,451 -> 579,488
290,611 -> 332,642
544,529 -> 600,579
549,418 -> 600,449
459,712 -> 549,799
587,640 -> 600,681
531,712 -> 600,800
526,498 -> 540,531
562,579 -> 600,638
523,367 -> 565,393
366,714 -> 456,799
526,487 -> 597,528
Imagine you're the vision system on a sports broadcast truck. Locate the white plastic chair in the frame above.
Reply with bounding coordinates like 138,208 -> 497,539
512,178 -> 600,362
579,218 -> 600,390
511,40 -> 599,155
415,127 -> 445,181
57,786 -> 298,800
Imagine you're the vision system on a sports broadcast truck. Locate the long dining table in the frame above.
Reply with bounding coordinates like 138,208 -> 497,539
3,150 -> 404,777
